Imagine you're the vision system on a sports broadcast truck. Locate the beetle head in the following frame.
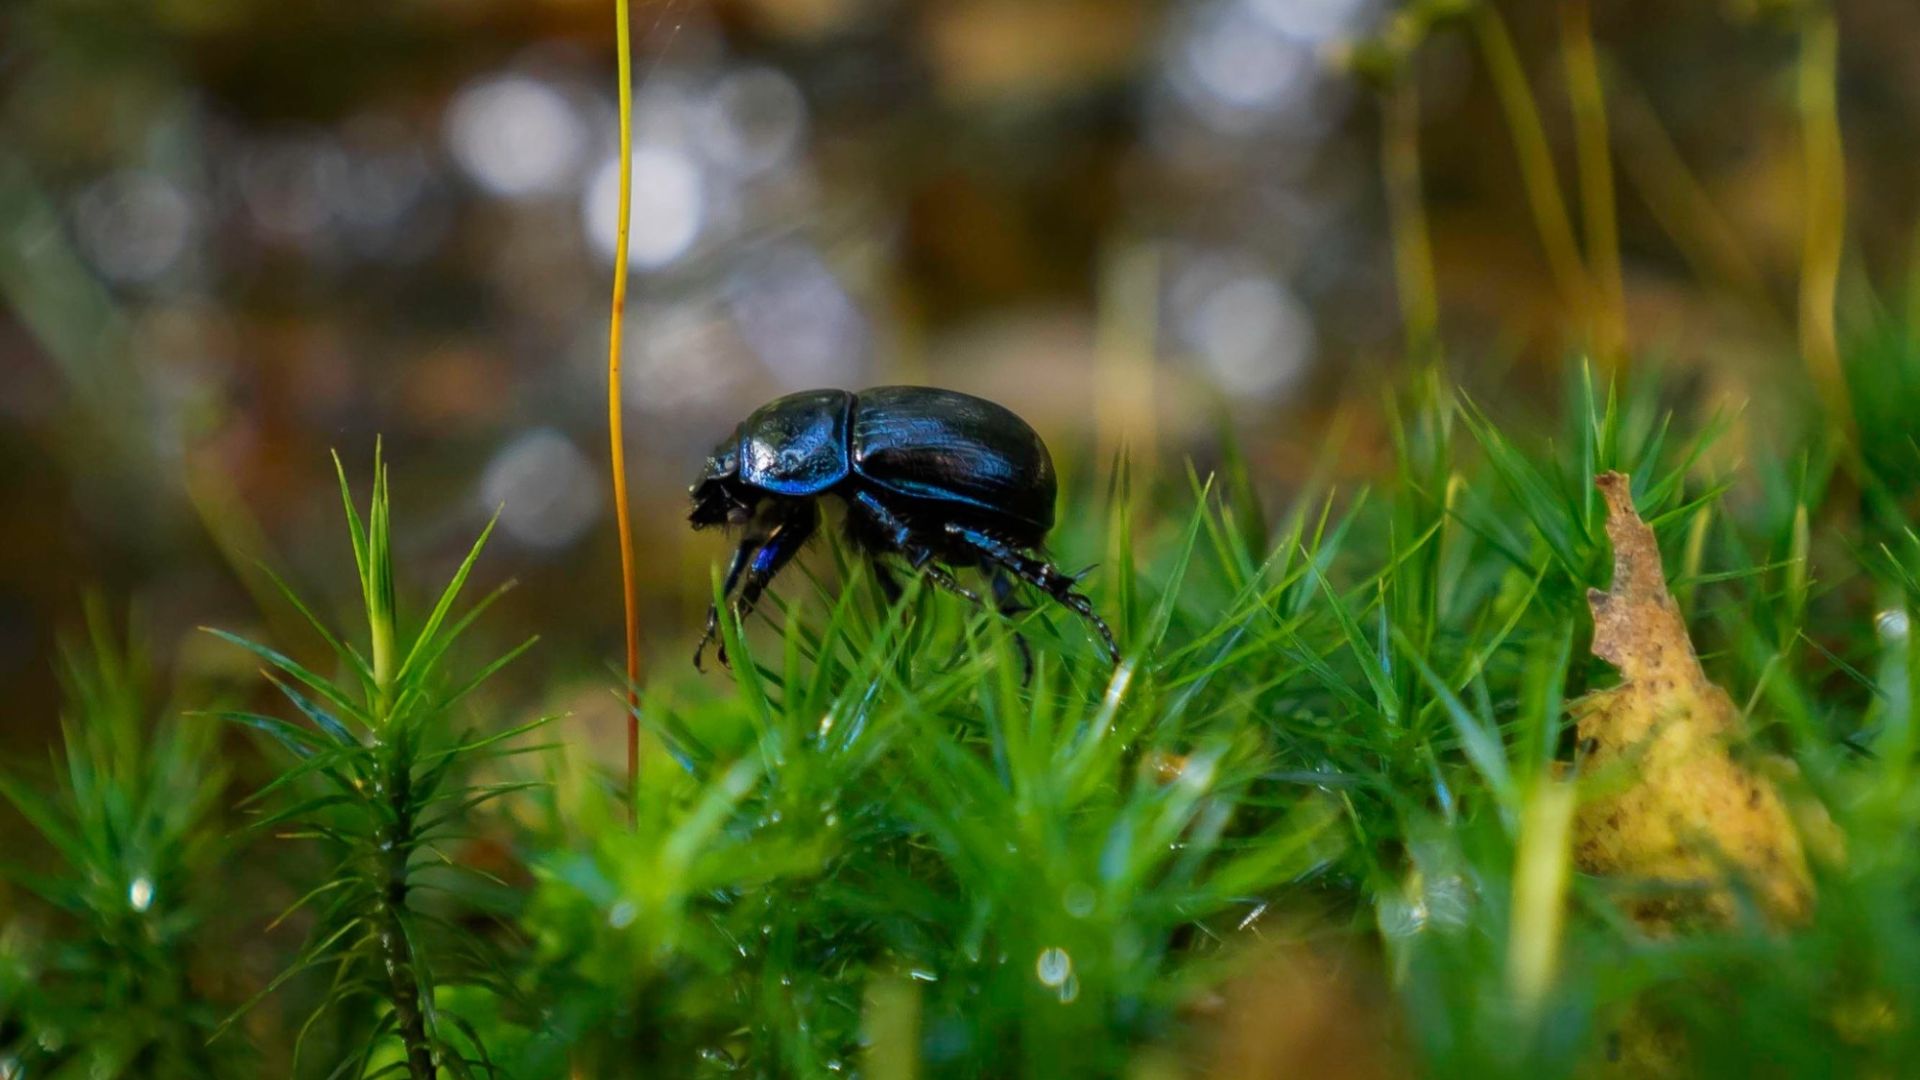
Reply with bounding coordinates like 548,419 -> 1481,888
689,436 -> 753,529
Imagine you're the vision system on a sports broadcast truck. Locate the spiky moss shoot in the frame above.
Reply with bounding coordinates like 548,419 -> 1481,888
207,451 -> 544,1077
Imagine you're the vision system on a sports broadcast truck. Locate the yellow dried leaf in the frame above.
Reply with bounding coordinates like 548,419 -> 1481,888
1203,946 -> 1406,1080
1571,472 -> 1813,929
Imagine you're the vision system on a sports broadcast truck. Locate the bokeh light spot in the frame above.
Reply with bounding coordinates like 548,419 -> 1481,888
72,171 -> 196,284
480,429 -> 601,550
1246,0 -> 1374,43
583,145 -> 706,269
1177,3 -> 1314,115
446,74 -> 586,198
724,244 -> 866,387
698,66 -> 808,176
1176,260 -> 1316,401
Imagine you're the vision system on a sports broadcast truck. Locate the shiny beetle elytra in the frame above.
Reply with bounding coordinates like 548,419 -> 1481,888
688,385 -> 1119,670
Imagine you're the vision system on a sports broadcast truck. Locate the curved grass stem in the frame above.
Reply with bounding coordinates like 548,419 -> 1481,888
1472,5 -> 1595,346
1559,0 -> 1624,366
1796,7 -> 1850,442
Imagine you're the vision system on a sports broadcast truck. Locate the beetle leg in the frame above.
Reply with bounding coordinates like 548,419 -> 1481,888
945,524 -> 1122,666
989,568 -> 1030,617
871,561 -> 905,607
695,503 -> 818,671
990,571 -> 1036,683
848,490 -> 915,549
849,491 -> 981,605
732,503 -> 818,618
916,560 -> 982,605
695,536 -> 761,671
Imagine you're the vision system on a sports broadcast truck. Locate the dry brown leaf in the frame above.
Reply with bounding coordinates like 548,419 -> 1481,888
1571,471 -> 1813,930
1201,946 -> 1405,1080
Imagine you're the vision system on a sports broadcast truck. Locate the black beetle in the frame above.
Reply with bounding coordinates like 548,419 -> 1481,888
689,385 -> 1119,670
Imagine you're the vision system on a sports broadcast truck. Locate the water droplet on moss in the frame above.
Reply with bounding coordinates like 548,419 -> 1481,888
1035,946 -> 1072,988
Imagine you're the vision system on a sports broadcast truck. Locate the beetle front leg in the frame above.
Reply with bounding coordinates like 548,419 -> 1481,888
946,524 -> 1121,665
696,502 -> 819,671
731,503 -> 818,621
696,536 -> 760,671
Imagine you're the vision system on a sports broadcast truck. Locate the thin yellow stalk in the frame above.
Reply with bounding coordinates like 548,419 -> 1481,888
1382,74 -> 1439,361
1559,0 -> 1624,365
1472,6 -> 1594,338
1796,8 -> 1850,436
607,0 -> 642,812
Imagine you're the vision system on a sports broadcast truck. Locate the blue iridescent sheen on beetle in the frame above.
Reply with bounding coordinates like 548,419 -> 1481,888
689,385 -> 1119,671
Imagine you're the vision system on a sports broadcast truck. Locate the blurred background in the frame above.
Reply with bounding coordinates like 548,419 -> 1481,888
3,0 -> 1919,758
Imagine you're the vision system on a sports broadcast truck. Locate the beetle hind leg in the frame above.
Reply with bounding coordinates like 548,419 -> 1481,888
990,571 -> 1036,682
870,560 -> 905,607
946,524 -> 1122,666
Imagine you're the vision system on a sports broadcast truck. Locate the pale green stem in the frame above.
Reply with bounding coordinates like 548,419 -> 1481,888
1797,8 -> 1850,436
1383,75 -> 1440,361
1560,0 -> 1624,365
1473,6 -> 1595,341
